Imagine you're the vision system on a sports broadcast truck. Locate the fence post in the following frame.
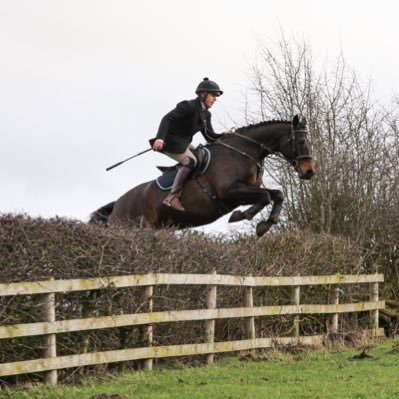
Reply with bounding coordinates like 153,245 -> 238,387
143,285 -> 153,370
244,284 -> 255,345
370,281 -> 379,333
328,285 -> 340,334
205,271 -> 217,365
43,280 -> 57,385
291,285 -> 301,337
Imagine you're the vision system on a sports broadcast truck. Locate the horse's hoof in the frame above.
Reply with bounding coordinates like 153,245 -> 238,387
229,210 -> 245,223
256,221 -> 273,237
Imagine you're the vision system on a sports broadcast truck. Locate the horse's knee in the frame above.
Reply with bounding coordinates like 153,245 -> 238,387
259,190 -> 271,205
270,189 -> 284,203
241,191 -> 271,221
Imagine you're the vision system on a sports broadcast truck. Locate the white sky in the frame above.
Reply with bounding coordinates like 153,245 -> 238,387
1,0 -> 398,234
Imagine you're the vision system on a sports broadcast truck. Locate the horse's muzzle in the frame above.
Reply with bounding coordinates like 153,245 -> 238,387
296,158 -> 315,180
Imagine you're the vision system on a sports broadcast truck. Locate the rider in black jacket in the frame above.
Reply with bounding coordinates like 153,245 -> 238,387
152,77 -> 224,211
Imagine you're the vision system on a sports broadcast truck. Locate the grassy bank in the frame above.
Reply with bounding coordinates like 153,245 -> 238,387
2,339 -> 399,399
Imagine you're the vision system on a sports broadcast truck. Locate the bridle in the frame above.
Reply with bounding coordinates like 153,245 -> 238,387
218,126 -> 312,169
279,128 -> 313,168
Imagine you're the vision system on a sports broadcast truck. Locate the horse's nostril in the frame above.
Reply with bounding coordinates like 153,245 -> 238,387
306,169 -> 315,179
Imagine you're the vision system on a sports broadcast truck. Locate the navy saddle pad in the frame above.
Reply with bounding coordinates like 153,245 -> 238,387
156,147 -> 211,191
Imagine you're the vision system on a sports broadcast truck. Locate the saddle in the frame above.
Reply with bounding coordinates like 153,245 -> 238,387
155,145 -> 211,191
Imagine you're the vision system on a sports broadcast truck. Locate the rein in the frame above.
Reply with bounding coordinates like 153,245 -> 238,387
217,139 -> 264,170
217,129 -> 278,169
218,126 -> 311,169
227,130 -> 274,154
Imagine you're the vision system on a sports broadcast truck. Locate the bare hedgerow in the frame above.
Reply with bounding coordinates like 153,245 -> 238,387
0,214 -> 367,382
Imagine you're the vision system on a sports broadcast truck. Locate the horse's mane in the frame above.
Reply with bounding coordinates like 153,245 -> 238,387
235,119 -> 290,134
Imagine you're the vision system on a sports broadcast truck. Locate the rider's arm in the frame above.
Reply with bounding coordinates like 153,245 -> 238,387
155,101 -> 195,141
201,111 -> 224,142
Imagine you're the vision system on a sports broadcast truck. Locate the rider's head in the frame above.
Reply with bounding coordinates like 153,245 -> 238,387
195,77 -> 223,109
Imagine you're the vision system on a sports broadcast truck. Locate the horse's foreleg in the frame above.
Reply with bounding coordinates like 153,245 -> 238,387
255,190 -> 284,236
229,203 -> 268,223
266,189 -> 284,224
242,200 -> 270,220
221,183 -> 271,224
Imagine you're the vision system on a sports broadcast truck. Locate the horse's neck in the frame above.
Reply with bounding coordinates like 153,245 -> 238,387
250,124 -> 290,152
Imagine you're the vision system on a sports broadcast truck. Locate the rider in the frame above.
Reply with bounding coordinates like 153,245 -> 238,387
152,77 -> 225,212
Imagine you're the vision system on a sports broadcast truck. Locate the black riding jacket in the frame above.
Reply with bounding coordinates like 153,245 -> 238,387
155,96 -> 223,153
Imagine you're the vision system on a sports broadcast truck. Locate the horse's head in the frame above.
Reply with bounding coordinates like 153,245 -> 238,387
279,115 -> 315,180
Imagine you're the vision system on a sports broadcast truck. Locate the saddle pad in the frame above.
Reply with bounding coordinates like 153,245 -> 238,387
156,147 -> 211,191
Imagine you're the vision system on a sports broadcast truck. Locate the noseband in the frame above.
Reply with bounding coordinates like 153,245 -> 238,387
280,128 -> 313,167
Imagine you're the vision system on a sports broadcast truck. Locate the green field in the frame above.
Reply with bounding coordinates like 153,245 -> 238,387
2,339 -> 399,399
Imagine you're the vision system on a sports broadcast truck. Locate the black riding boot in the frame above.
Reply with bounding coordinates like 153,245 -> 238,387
163,164 -> 193,212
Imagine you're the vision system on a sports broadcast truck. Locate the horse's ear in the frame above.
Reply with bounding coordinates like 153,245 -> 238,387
293,115 -> 299,128
301,116 -> 307,126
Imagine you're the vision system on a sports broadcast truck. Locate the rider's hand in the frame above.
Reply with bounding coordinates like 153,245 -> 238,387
224,128 -> 236,136
153,139 -> 165,151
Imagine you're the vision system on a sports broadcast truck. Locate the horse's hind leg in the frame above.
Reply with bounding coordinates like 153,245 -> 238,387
89,201 -> 115,225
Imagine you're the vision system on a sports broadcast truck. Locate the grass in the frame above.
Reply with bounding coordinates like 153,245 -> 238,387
2,339 -> 399,399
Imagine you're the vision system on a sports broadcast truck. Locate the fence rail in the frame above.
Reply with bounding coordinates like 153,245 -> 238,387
0,273 -> 384,296
0,273 -> 385,384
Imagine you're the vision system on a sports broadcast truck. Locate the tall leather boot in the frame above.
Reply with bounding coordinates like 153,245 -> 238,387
163,165 -> 193,211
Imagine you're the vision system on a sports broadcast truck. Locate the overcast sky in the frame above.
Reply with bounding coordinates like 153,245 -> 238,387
1,0 -> 398,234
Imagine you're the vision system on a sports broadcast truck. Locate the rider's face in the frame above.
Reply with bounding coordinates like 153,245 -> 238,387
203,93 -> 218,108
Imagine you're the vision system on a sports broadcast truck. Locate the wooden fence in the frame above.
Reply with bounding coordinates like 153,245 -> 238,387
0,273 -> 385,385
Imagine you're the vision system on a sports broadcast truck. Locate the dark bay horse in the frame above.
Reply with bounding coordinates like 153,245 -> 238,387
91,115 -> 315,236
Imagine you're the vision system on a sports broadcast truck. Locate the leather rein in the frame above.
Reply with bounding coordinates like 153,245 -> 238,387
217,131 -> 269,170
217,127 -> 310,169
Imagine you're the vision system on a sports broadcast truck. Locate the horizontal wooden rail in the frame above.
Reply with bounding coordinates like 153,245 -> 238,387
0,273 -> 384,296
0,301 -> 385,339
0,272 -> 385,382
0,330 -> 384,377
0,337 -> 323,376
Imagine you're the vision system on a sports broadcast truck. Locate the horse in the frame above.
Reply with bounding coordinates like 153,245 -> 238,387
91,115 -> 315,236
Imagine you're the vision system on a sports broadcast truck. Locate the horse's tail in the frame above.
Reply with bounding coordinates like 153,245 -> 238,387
89,201 -> 115,225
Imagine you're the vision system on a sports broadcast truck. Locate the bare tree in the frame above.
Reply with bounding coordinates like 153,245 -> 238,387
248,34 -> 399,322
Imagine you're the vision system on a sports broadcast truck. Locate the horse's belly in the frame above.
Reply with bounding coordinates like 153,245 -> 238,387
109,182 -> 156,226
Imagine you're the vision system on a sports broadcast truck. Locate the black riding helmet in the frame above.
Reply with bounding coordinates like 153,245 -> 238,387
195,77 -> 223,96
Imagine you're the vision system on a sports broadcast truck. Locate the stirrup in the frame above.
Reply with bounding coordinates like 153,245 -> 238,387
163,194 -> 185,212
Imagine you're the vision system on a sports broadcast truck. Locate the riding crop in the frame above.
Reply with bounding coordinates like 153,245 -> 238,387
106,148 -> 152,171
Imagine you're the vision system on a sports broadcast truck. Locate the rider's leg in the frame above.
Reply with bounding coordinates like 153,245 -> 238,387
164,148 -> 197,166
163,150 -> 197,211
